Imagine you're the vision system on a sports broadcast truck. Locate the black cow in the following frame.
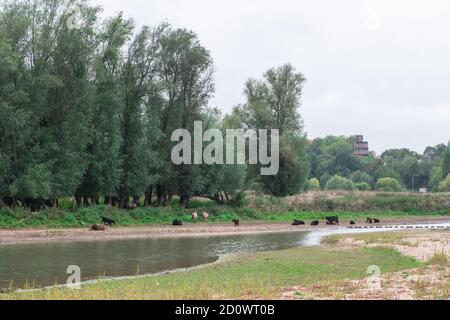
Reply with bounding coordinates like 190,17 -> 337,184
326,216 -> 340,225
292,220 -> 305,226
172,219 -> 183,226
366,218 -> 373,224
350,221 -> 356,225
373,219 -> 381,223
311,220 -> 320,226
102,216 -> 116,227
232,219 -> 240,227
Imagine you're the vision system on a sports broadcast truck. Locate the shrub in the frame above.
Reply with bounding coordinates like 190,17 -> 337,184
355,182 -> 371,191
375,177 -> 403,192
319,173 -> 332,189
350,171 -> 374,185
306,178 -> 321,191
324,175 -> 355,191
438,174 -> 450,192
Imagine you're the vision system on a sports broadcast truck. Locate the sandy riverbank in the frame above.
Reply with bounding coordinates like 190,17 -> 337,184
283,230 -> 450,300
1,216 -> 449,245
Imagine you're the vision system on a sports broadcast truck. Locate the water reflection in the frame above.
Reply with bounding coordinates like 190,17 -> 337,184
0,231 -> 309,290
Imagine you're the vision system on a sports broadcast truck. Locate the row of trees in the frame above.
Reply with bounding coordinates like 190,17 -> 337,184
0,0 -> 309,210
1,1 -> 448,212
307,136 -> 450,192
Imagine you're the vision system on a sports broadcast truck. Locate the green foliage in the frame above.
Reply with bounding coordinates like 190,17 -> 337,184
350,171 -> 374,185
375,178 -> 404,192
306,178 -> 321,191
242,64 -> 310,197
442,146 -> 450,178
319,173 -> 332,189
438,174 -> 450,192
355,182 -> 371,191
324,175 -> 355,191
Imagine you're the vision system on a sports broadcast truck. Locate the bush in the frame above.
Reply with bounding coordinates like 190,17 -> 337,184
375,177 -> 403,192
350,171 -> 374,185
319,173 -> 332,189
438,174 -> 450,192
306,178 -> 321,191
324,175 -> 356,191
355,182 -> 371,191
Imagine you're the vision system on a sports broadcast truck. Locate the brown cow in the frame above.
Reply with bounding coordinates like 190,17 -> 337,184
90,224 -> 107,231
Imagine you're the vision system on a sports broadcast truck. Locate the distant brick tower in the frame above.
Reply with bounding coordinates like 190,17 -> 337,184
353,135 -> 370,157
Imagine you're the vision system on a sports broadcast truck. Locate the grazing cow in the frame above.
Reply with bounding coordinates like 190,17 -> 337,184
366,218 -> 373,224
292,220 -> 305,226
102,216 -> 116,227
192,211 -> 198,221
326,216 -> 340,225
202,212 -> 210,222
90,224 -> 107,231
373,219 -> 381,223
172,219 -> 183,226
350,221 -> 356,225
232,219 -> 240,227
311,220 -> 320,226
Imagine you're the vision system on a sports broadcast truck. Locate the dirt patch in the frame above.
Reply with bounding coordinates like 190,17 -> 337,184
281,230 -> 450,300
282,265 -> 449,300
338,231 -> 450,261
1,218 -> 449,246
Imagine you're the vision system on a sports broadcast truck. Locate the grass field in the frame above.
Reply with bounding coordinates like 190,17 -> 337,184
1,246 -> 420,300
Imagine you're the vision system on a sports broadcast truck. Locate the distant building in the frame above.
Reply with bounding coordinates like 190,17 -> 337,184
353,135 -> 370,157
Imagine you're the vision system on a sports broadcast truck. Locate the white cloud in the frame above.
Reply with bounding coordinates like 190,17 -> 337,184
92,0 -> 450,153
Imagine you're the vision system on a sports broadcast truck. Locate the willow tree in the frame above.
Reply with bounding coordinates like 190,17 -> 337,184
243,64 -> 310,196
154,27 -> 215,207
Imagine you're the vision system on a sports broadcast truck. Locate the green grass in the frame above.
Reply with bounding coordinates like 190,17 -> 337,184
0,205 -> 447,230
1,191 -> 449,229
1,246 -> 421,300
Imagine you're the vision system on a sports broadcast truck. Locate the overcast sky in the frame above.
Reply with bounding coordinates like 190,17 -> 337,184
92,0 -> 450,154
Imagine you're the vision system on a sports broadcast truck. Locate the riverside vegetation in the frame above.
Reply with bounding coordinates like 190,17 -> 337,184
1,191 -> 449,229
1,0 -> 450,216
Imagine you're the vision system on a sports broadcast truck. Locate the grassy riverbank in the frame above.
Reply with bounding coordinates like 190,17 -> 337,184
2,246 -> 420,300
0,192 -> 449,229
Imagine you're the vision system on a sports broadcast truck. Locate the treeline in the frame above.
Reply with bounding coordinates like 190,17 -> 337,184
0,0 -> 309,211
306,136 -> 450,193
1,1 -> 448,213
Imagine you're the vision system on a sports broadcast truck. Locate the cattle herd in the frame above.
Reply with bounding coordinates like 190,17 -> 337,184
88,214 -> 381,231
291,217 -> 381,227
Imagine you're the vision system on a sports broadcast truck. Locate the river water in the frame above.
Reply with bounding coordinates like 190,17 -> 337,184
1,222 -> 449,290
0,231 -> 310,290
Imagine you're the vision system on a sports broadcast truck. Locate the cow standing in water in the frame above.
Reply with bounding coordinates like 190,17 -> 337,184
202,212 -> 210,222
192,211 -> 198,221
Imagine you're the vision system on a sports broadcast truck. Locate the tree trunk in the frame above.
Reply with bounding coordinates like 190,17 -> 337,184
156,185 -> 164,207
144,188 -> 153,207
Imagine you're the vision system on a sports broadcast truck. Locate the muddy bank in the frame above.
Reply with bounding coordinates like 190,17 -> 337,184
0,217 -> 449,246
